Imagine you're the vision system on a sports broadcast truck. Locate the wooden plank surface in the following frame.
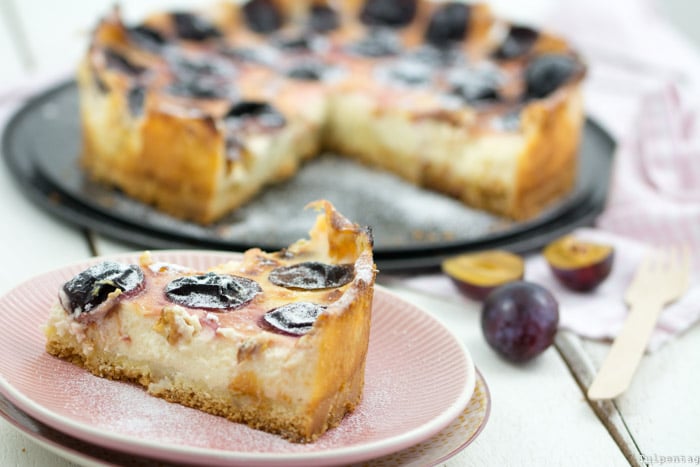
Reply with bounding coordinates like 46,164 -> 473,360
581,330 -> 700,464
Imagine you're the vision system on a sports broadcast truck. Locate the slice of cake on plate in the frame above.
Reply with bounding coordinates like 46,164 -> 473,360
44,200 -> 376,442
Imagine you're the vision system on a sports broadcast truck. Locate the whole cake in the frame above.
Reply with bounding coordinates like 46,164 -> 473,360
79,0 -> 586,224
44,201 -> 376,442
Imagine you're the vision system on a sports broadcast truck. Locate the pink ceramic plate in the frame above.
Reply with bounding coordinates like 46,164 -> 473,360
0,371 -> 490,467
0,251 -> 476,466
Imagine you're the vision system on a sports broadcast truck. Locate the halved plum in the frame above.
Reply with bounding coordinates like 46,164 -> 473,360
442,250 -> 524,301
543,235 -> 614,292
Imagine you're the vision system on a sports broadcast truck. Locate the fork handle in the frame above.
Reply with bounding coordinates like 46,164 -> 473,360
587,300 -> 663,400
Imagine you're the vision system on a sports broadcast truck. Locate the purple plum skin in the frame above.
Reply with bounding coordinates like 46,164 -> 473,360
481,281 -> 559,363
549,252 -> 614,292
450,277 -> 518,302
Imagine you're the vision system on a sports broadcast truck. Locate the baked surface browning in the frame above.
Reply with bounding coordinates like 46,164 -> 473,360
80,1 -> 586,224
44,201 -> 376,442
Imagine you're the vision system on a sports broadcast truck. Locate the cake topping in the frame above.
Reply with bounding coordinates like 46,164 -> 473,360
166,52 -> 237,100
409,45 -> 463,67
424,2 -> 471,47
525,54 -> 578,99
59,262 -> 145,319
308,4 -> 339,33
448,67 -> 501,104
167,79 -> 234,100
286,60 -> 328,81
268,262 -> 355,290
385,59 -> 432,86
127,24 -> 167,52
168,52 -> 235,82
224,101 -> 286,129
171,12 -> 222,41
348,28 -> 402,57
243,0 -> 284,34
493,25 -> 539,60
165,273 -> 262,310
360,0 -> 417,28
272,33 -> 314,51
263,302 -> 326,335
220,46 -> 277,65
127,86 -> 146,116
103,49 -> 145,76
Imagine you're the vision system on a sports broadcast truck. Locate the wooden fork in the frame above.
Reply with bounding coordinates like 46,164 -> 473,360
587,246 -> 692,400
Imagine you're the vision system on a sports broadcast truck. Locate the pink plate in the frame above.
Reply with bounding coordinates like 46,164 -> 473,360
0,251 -> 477,466
0,371 -> 490,467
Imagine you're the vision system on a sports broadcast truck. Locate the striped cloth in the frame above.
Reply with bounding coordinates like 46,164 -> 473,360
597,84 -> 700,260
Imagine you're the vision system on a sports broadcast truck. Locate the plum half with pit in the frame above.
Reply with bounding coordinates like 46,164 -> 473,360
442,250 -> 524,301
543,236 -> 614,292
481,281 -> 559,363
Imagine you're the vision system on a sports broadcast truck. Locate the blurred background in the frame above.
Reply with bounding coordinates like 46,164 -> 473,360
1,0 -> 699,89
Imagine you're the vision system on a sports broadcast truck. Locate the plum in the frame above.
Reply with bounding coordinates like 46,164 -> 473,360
308,5 -> 340,33
272,32 -> 313,51
543,235 -> 614,292
442,250 -> 524,301
171,12 -> 221,41
481,281 -> 559,363
263,302 -> 326,336
243,0 -> 284,34
127,86 -> 145,116
387,59 -> 433,86
268,262 -> 355,290
103,49 -> 145,76
224,101 -> 286,128
128,25 -> 167,52
286,61 -> 328,81
492,25 -> 539,60
424,3 -> 471,47
360,0 -> 417,28
348,28 -> 402,57
525,54 -> 578,99
59,262 -> 144,320
165,273 -> 262,310
448,67 -> 502,105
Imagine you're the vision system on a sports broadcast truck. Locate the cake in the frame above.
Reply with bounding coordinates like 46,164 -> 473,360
79,0 -> 586,224
44,200 -> 377,442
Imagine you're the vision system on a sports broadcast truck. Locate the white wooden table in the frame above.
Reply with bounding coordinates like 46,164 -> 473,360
1,1 -> 699,466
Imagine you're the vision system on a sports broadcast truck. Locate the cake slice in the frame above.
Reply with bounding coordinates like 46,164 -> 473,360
44,201 -> 376,442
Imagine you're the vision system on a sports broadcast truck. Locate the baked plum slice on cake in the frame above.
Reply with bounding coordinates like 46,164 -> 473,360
44,201 -> 377,442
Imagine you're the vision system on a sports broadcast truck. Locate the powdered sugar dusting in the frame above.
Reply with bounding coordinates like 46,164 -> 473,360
217,155 -> 501,248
